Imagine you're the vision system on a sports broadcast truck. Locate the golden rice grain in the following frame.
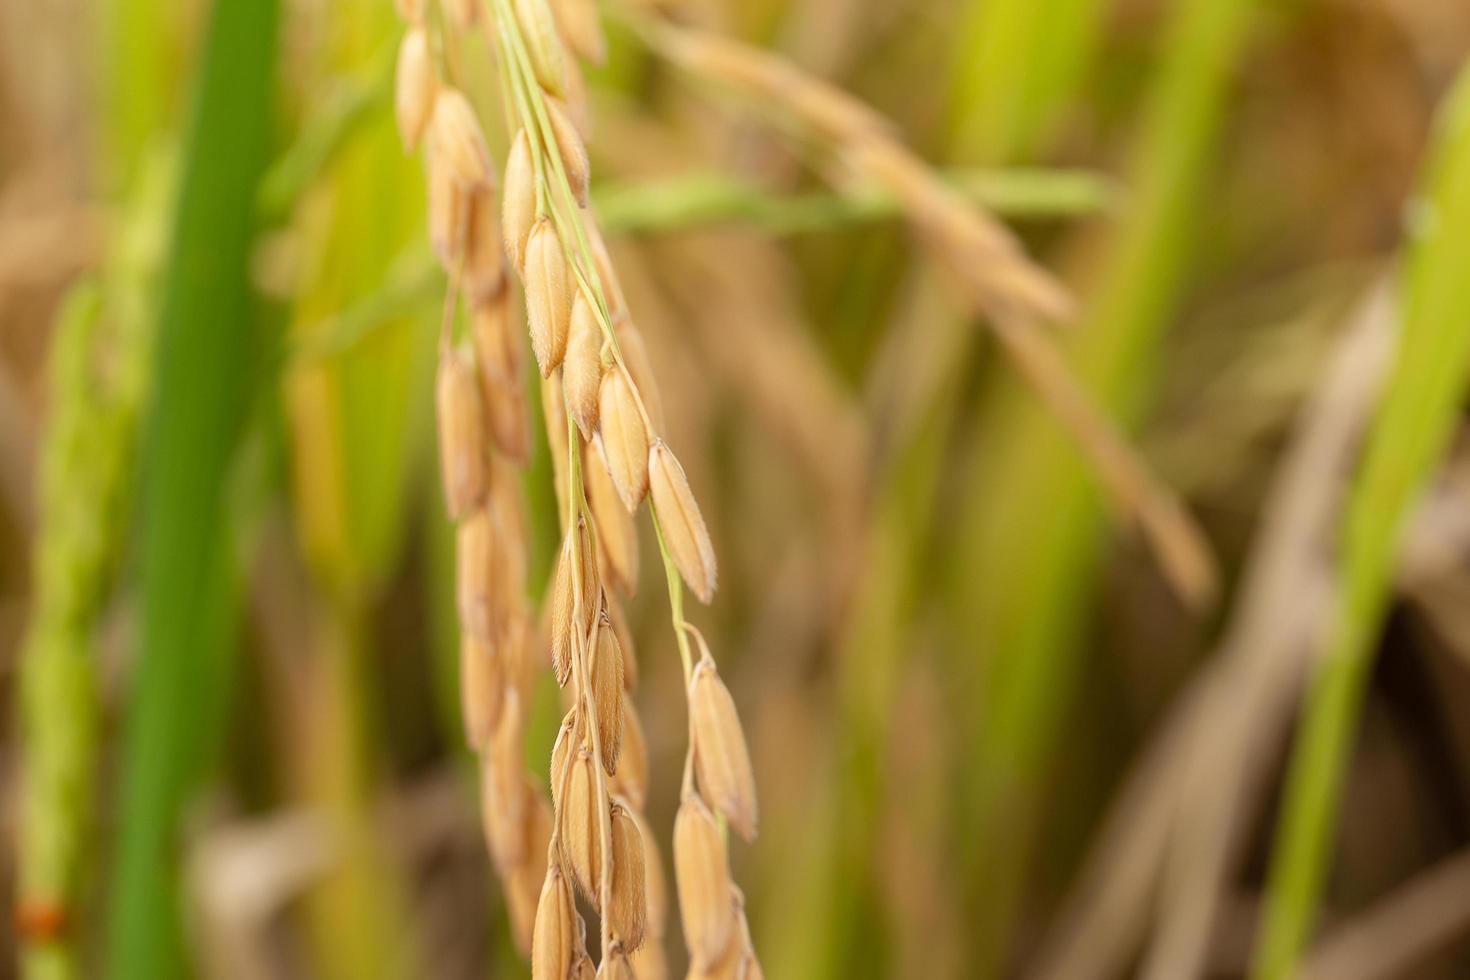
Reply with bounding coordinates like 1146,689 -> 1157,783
648,440 -> 717,603
553,0 -> 605,63
673,795 -> 734,970
427,139 -> 467,270
431,88 -> 493,189
444,0 -> 478,28
456,505 -> 495,640
514,0 -> 567,96
463,187 -> 506,304
560,51 -> 591,136
505,864 -> 538,955
559,748 -> 601,901
628,804 -> 666,938
395,27 -> 435,151
459,633 -> 501,751
563,289 -> 602,436
502,129 -> 536,272
606,599 -> 637,691
583,215 -> 626,318
597,367 -> 649,512
550,518 -> 598,687
394,0 -> 425,24
436,346 -> 488,521
613,318 -> 663,432
690,659 -> 758,841
607,802 -> 648,951
480,759 -> 524,872
482,695 -> 530,867
531,867 -> 577,980
584,442 -> 638,594
472,286 -> 522,380
590,611 -> 624,773
546,97 -> 591,207
549,708 -> 577,813
482,367 -> 530,465
524,218 -> 572,376
609,700 -> 648,809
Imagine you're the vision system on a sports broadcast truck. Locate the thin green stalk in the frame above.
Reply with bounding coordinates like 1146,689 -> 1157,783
1251,65 -> 1470,980
951,0 -> 1257,971
106,0 -> 280,972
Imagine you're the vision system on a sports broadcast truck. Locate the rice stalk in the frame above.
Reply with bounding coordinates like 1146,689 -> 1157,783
1252,63 -> 1470,980
106,0 -> 280,970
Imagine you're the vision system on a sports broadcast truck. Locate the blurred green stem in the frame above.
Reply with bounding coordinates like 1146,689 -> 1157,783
106,0 -> 279,972
1252,65 -> 1470,980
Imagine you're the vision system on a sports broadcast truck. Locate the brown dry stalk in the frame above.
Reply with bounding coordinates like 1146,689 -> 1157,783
623,12 -> 1218,609
1029,284 -> 1395,980
398,0 -> 763,973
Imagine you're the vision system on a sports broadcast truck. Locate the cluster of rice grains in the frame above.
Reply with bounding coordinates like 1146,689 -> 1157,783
394,0 -> 762,976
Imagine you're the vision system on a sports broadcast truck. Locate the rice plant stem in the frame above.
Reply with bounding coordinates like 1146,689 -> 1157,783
1252,65 -> 1470,980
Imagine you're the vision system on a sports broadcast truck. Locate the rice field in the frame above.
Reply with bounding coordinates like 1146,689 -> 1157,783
3,1 -> 1470,978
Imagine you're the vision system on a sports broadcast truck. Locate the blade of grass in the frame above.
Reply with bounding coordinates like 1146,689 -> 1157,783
950,0 -> 1257,971
1252,64 -> 1470,980
104,0 -> 280,973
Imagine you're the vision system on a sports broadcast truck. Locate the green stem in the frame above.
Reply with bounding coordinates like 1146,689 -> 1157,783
1252,65 -> 1470,979
106,0 -> 280,972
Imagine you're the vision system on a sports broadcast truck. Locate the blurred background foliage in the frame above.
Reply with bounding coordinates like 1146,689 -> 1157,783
3,0 -> 1470,978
